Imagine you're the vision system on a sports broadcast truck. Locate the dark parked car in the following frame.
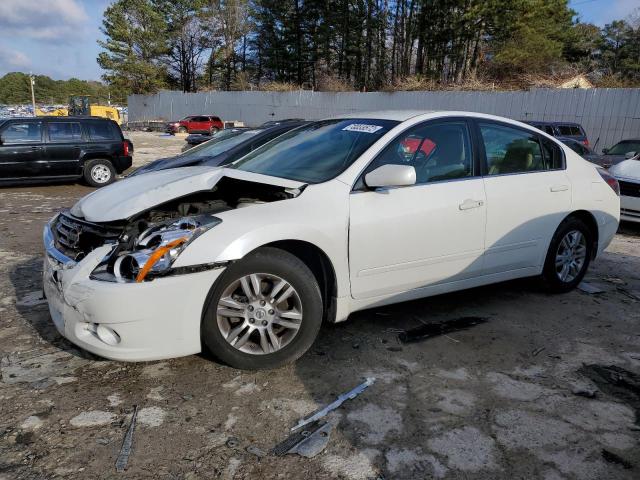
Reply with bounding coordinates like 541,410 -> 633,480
130,122 -> 306,177
525,121 -> 590,147
0,116 -> 132,187
182,127 -> 249,151
601,139 -> 640,167
557,137 -> 604,166
166,115 -> 224,134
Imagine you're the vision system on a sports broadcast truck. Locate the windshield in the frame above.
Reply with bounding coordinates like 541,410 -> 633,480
608,141 -> 640,155
182,130 -> 260,159
232,119 -> 398,183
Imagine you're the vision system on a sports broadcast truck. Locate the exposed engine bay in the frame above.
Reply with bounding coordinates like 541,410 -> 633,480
53,177 -> 301,282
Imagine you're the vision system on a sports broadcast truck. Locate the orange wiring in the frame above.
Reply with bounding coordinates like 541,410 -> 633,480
135,237 -> 188,283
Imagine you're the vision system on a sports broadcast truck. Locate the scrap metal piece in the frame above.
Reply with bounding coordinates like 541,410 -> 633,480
246,445 -> 266,457
398,317 -> 488,344
273,421 -> 332,458
115,405 -> 138,473
578,282 -> 605,294
291,377 -> 375,432
226,437 -> 240,449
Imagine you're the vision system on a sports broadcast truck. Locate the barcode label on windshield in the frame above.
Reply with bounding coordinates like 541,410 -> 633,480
342,124 -> 383,134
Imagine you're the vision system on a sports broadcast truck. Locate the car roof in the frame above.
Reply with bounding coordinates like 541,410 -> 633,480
334,110 -> 434,121
615,139 -> 640,143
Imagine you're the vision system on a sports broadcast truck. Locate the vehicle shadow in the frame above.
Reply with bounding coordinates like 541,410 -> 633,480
8,256 -> 100,360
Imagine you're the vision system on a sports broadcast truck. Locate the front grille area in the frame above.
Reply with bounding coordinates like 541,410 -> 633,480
619,180 -> 640,198
54,212 -> 123,260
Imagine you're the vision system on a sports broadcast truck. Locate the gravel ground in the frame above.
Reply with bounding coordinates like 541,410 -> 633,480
1,132 -> 639,479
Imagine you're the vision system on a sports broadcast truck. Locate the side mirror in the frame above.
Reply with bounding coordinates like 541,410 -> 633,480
602,148 -> 609,154
365,164 -> 416,189
624,151 -> 637,159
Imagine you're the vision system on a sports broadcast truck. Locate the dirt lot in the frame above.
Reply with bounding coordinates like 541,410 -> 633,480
1,132 -> 640,479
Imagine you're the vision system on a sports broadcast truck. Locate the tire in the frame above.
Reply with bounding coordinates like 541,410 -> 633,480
541,216 -> 593,293
83,159 -> 116,187
210,127 -> 220,135
202,247 -> 323,370
178,126 -> 188,133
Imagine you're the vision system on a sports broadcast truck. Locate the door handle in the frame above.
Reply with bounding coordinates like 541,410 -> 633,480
550,185 -> 569,192
459,199 -> 484,210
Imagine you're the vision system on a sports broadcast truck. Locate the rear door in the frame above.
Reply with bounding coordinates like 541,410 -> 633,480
191,116 -> 208,133
477,120 -> 571,274
44,120 -> 84,176
0,120 -> 45,178
348,118 -> 486,299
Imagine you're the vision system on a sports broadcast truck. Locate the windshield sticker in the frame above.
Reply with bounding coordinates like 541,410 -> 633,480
342,124 -> 384,134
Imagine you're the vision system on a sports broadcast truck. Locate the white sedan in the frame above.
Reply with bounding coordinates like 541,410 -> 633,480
43,111 -> 620,369
609,159 -> 640,223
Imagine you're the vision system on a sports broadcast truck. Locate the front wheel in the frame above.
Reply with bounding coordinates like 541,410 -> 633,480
201,247 -> 323,370
541,217 -> 593,293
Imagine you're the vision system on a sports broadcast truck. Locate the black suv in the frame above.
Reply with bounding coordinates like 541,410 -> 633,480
0,117 -> 132,187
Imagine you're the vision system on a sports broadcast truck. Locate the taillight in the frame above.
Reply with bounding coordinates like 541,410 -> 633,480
123,140 -> 129,156
598,168 -> 620,196
582,139 -> 589,146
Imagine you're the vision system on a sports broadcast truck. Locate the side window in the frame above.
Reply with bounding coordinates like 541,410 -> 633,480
366,121 -> 473,184
544,126 -> 555,135
86,122 -> 116,141
1,122 -> 42,144
480,123 -> 546,175
194,116 -> 207,122
48,122 -> 82,142
541,138 -> 564,169
558,125 -> 581,136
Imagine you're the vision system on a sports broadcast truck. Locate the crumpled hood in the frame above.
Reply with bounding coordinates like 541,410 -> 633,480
70,166 -> 306,222
609,159 -> 640,182
129,155 -> 205,176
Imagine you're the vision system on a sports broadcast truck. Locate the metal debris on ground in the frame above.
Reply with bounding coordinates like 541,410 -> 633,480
273,421 -> 332,458
246,445 -> 267,458
398,317 -> 488,344
115,405 -> 138,473
602,449 -> 632,469
226,437 -> 240,448
616,287 -> 640,301
291,377 -> 375,432
531,347 -> 545,357
577,282 -> 605,294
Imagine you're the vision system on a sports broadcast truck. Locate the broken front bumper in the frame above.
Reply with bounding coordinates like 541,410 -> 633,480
43,223 -> 225,362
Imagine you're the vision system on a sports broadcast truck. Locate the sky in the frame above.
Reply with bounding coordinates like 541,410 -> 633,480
0,0 -> 638,82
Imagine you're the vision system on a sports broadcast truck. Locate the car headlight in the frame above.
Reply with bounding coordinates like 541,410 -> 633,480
109,215 -> 221,282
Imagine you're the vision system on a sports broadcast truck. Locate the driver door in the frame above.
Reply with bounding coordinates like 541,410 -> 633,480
348,119 -> 486,299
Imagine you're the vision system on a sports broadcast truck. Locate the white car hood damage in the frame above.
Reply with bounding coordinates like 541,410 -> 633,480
71,166 -> 306,222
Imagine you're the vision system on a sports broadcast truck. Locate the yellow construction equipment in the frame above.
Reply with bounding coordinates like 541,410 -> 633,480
35,96 -> 121,124
68,96 -> 121,124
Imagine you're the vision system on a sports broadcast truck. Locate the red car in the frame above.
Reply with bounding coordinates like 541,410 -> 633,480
166,115 -> 223,134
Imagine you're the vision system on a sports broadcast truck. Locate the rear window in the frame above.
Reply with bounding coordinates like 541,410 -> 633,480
557,125 -> 583,136
86,122 -> 117,141
48,122 -> 82,142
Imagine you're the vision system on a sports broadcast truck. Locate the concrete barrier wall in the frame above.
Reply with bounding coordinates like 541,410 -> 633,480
128,89 -> 640,152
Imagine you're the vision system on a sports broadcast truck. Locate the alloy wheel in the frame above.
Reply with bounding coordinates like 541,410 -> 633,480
216,273 -> 303,355
555,229 -> 587,283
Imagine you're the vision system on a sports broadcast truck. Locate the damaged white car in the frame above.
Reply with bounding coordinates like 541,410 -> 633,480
43,111 -> 620,369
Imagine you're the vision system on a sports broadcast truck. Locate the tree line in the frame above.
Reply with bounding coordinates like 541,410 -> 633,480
0,72 -> 113,105
98,0 -> 640,95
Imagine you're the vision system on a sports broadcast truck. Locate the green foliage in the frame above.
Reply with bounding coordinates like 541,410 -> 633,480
97,0 -> 169,94
0,72 -> 111,105
94,0 -> 640,93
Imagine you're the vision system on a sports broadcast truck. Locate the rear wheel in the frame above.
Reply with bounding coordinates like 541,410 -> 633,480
83,159 -> 116,187
541,217 -> 593,293
210,127 -> 220,135
202,247 -> 323,370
